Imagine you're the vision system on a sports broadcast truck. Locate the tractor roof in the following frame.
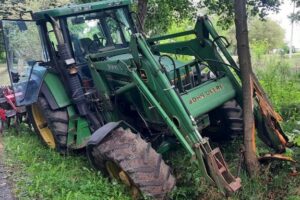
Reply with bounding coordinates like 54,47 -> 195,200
32,0 -> 132,21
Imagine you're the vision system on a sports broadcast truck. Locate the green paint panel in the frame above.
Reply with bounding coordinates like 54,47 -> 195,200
181,77 -> 235,118
33,0 -> 132,21
76,118 -> 92,147
67,106 -> 91,149
44,73 -> 71,108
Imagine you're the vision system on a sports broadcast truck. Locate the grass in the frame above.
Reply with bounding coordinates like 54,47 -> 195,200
168,139 -> 300,200
253,55 -> 300,145
3,126 -> 300,200
3,126 -> 131,200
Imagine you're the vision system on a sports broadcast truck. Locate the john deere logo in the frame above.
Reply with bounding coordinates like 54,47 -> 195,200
189,84 -> 224,104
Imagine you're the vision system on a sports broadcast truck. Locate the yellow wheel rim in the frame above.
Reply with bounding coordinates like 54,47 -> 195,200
31,104 -> 56,149
106,161 -> 140,199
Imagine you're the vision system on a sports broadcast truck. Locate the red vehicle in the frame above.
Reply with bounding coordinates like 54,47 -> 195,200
0,86 -> 26,132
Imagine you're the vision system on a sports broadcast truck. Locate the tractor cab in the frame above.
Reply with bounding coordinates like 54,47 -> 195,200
1,0 -> 134,106
66,7 -> 134,63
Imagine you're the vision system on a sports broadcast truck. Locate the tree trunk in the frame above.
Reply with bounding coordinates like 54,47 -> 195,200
137,0 -> 148,30
234,0 -> 259,177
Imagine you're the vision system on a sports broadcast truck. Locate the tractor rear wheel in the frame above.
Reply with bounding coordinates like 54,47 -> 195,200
28,96 -> 68,153
90,127 -> 175,200
205,99 -> 243,140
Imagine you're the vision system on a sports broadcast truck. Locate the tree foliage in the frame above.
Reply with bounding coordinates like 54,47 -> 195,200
140,0 -> 196,35
0,0 -> 70,19
136,0 -> 283,35
289,0 -> 300,23
0,0 -> 26,19
209,17 -> 284,56
249,18 -> 285,52
199,0 -> 281,28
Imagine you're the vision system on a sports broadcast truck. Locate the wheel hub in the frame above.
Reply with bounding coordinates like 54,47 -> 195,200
106,161 -> 140,199
31,104 -> 56,148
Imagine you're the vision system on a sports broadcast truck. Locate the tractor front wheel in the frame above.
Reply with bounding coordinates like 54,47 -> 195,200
89,127 -> 175,200
28,96 -> 68,153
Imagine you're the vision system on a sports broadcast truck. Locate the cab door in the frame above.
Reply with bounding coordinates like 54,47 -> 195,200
1,20 -> 48,106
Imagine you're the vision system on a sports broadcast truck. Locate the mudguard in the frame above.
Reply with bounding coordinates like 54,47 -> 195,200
42,72 -> 71,109
86,121 -> 137,168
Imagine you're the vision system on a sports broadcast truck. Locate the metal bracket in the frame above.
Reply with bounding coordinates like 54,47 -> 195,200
200,138 -> 242,194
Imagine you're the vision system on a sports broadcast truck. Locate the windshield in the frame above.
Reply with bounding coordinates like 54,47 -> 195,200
67,8 -> 133,63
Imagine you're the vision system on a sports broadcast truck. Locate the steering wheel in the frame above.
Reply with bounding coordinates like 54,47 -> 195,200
87,34 -> 106,53
95,33 -> 106,46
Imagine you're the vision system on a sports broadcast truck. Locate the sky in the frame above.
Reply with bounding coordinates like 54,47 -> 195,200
269,0 -> 300,48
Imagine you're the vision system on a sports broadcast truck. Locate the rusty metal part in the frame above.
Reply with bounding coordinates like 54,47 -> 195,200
200,138 -> 241,193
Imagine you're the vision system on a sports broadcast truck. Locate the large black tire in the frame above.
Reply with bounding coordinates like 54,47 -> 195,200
28,96 -> 68,153
205,99 -> 243,140
90,127 -> 175,200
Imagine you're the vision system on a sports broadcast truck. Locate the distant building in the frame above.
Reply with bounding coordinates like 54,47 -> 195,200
295,48 -> 300,53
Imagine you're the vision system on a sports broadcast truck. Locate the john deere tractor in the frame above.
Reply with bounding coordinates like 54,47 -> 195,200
0,0 -> 290,199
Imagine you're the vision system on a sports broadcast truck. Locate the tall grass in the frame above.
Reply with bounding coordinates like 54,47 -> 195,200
253,55 -> 300,144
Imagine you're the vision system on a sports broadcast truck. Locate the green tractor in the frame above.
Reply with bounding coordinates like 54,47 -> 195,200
0,0 -> 290,199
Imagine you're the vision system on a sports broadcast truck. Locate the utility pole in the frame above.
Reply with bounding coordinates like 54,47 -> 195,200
289,1 -> 296,58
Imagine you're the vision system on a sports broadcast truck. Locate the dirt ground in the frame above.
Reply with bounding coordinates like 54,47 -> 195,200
0,135 -> 15,200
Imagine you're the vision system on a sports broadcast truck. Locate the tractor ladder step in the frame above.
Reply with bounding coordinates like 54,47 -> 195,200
200,138 -> 241,193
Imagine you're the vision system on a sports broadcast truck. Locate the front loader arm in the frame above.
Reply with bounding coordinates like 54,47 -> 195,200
129,34 -> 241,194
201,15 -> 289,152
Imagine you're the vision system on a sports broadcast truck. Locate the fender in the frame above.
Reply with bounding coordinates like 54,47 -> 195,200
42,72 -> 71,110
86,121 -> 137,168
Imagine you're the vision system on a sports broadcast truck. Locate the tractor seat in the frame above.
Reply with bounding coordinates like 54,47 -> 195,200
80,38 -> 99,54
